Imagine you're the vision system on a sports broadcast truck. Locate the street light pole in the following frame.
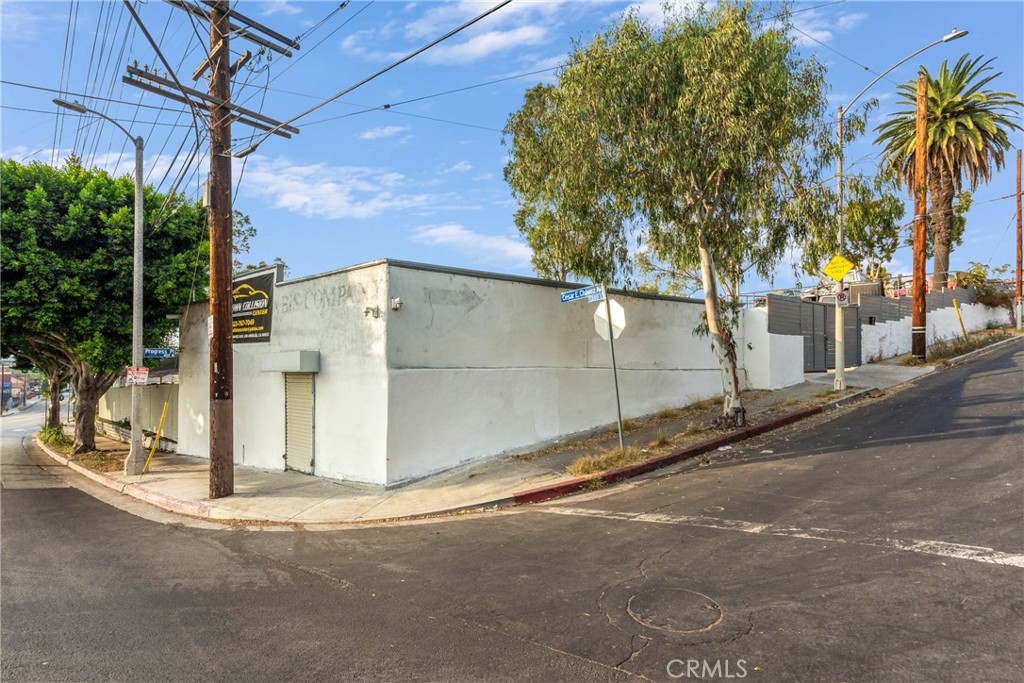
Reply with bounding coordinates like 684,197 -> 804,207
53,99 -> 146,475
833,28 -> 967,389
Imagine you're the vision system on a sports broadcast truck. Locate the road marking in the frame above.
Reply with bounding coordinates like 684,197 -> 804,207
539,507 -> 1024,568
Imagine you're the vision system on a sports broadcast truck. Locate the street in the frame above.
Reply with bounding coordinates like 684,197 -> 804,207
2,344 -> 1022,682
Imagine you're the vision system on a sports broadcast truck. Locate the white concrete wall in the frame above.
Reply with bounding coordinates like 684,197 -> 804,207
740,308 -> 804,390
383,265 -> 725,483
98,383 -> 179,446
859,300 -> 1009,364
177,262 -> 392,484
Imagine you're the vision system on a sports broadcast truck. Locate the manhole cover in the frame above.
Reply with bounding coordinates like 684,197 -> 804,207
627,588 -> 723,634
702,505 -> 725,513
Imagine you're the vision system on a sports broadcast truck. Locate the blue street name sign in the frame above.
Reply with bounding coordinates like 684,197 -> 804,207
560,285 -> 604,303
144,347 -> 178,359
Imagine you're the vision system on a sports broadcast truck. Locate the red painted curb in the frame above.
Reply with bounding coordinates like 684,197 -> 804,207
512,405 -> 825,505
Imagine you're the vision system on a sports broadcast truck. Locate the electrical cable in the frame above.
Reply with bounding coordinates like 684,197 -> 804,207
1,105 -> 196,127
2,79 -> 191,114
233,0 -> 513,156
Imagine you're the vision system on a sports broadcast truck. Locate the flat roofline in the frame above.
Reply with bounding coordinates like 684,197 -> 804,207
188,258 -> 705,306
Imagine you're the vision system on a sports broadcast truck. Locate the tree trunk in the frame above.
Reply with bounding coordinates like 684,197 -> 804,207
70,365 -> 118,455
43,364 -> 67,429
698,235 -> 745,429
47,379 -> 62,429
931,165 -> 956,290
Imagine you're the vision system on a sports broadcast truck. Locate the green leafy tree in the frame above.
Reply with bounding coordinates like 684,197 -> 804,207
875,55 -> 1022,286
800,167 -> 906,281
504,1 -> 833,427
1,156 -> 208,453
504,83 -> 632,283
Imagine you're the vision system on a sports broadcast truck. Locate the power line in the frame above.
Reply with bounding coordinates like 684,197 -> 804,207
0,105 -> 195,127
1,79 -> 191,114
234,0 -> 514,156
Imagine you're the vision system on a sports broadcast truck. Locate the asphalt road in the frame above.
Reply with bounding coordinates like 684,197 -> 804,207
2,344 -> 1022,683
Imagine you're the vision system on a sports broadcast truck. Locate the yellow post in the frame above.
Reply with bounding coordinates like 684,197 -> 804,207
953,298 -> 969,341
143,400 -> 170,474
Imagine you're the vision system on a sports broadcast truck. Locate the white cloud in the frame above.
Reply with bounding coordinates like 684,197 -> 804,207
835,13 -> 867,32
259,0 -> 301,17
0,3 -> 64,42
622,0 -> 706,27
404,1 -> 566,40
442,161 -> 473,173
241,156 -> 432,220
793,10 -> 867,48
358,125 -> 410,140
411,223 -> 531,264
422,25 -> 548,64
338,1 -> 562,66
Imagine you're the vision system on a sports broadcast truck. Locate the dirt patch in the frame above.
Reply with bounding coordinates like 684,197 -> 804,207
71,448 -> 127,473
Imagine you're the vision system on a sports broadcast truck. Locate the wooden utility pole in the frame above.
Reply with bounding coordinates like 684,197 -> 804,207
1016,148 -> 1022,330
911,70 -> 928,360
130,0 -> 299,498
207,0 -> 234,498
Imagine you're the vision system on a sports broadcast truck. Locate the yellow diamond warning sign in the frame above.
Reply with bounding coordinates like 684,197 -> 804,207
822,254 -> 855,283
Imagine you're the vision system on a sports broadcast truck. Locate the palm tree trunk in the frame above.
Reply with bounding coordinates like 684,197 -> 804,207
931,165 -> 956,290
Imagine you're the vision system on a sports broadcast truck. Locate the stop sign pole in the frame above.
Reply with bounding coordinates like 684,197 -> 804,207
600,285 -> 625,450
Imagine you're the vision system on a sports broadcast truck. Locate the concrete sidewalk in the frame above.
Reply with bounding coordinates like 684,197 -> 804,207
34,342 -> 1016,527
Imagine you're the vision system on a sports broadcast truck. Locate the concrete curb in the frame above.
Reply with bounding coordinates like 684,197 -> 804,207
34,438 -> 215,519
32,389 -> 882,525
943,334 -> 1023,367
509,390 -> 879,506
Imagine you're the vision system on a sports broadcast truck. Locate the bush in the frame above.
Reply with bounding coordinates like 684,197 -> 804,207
39,426 -> 71,449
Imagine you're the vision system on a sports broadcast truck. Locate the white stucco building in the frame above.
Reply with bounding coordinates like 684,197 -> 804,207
175,260 -> 803,486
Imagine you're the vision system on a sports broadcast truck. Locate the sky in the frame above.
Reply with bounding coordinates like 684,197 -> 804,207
2,0 -> 1022,295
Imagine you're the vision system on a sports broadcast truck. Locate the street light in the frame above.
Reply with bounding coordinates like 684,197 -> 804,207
833,28 -> 967,390
53,98 -> 147,475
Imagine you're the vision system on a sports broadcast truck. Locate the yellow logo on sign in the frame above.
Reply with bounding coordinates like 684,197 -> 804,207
822,254 -> 855,283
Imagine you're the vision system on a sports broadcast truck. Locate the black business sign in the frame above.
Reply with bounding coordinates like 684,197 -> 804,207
232,271 -> 275,343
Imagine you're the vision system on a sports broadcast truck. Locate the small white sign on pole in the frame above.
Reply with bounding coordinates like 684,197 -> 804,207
126,367 -> 150,386
836,291 -> 850,308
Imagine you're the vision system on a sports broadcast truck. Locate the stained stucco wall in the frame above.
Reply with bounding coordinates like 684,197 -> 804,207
382,264 -> 728,483
859,301 -> 1009,364
176,262 -> 391,484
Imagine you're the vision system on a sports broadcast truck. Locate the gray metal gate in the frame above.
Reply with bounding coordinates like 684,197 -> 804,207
767,294 -> 860,372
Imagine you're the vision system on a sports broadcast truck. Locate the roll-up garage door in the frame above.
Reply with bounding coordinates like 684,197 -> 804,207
284,373 -> 315,474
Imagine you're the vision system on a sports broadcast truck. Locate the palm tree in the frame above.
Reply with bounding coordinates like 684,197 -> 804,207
875,54 -> 1021,287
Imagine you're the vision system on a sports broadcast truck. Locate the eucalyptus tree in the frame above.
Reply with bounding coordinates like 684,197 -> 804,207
505,1 -> 833,427
504,83 -> 632,283
799,169 -> 906,282
875,55 -> 1021,286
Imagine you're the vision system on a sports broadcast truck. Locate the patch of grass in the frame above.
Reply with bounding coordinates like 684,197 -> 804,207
656,408 -> 682,420
928,331 -> 1011,361
609,419 -> 640,434
900,355 -> 926,366
684,421 -> 704,436
652,432 -> 671,448
688,396 -> 724,412
815,388 -> 847,399
783,398 -> 804,407
38,426 -> 72,451
582,478 -> 608,491
569,447 -> 651,477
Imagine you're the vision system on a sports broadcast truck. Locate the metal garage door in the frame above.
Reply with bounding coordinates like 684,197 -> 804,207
284,373 -> 315,474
